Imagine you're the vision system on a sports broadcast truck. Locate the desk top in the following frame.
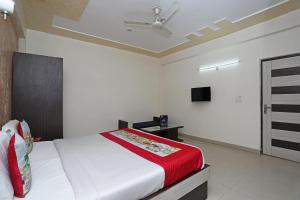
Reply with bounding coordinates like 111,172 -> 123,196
141,125 -> 184,133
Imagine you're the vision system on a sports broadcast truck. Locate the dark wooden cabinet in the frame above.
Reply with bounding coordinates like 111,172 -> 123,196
12,52 -> 63,141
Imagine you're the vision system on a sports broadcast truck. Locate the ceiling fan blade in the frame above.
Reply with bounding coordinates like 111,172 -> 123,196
153,26 -> 172,37
124,20 -> 152,27
162,1 -> 179,25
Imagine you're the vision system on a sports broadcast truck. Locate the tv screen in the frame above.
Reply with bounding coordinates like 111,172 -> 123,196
191,87 -> 211,102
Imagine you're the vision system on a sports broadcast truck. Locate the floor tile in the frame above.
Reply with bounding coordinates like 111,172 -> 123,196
182,136 -> 300,200
218,189 -> 256,200
207,179 -> 230,200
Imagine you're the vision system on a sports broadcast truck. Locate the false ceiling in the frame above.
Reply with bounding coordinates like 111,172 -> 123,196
23,0 -> 300,57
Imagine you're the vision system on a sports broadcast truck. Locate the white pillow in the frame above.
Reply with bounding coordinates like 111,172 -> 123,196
0,170 -> 14,200
2,119 -> 19,134
0,130 -> 14,200
0,130 -> 10,167
0,168 -> 14,200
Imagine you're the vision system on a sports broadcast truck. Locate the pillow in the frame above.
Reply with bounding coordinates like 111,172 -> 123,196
0,131 -> 14,200
0,130 -> 10,168
0,167 -> 14,200
8,132 -> 32,198
2,120 -> 19,135
17,120 -> 33,153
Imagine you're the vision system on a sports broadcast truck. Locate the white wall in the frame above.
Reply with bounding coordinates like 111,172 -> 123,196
25,9 -> 300,150
25,30 -> 162,138
160,10 -> 300,150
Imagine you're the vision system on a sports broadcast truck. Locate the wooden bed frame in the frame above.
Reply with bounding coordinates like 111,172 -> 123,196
145,164 -> 210,200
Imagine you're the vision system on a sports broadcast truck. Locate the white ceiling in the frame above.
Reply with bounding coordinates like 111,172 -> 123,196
53,0 -> 286,52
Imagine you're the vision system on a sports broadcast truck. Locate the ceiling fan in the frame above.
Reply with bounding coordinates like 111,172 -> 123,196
124,2 -> 179,37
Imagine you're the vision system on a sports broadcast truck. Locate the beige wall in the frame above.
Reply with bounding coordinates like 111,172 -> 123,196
0,17 -> 18,126
160,10 -> 300,150
25,30 -> 162,138
22,9 -> 300,151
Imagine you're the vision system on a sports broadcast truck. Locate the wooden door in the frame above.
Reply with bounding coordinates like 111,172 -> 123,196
262,54 -> 300,162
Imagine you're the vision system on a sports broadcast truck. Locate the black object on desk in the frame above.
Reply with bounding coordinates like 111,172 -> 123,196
160,115 -> 168,127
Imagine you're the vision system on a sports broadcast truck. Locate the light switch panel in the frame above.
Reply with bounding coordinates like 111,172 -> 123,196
236,96 -> 242,103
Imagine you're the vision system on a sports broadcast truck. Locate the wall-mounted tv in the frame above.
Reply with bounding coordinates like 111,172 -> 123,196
191,87 -> 211,102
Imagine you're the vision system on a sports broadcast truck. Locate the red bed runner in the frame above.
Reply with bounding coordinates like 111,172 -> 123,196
100,128 -> 204,187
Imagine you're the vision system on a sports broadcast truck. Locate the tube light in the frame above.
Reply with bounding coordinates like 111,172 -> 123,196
199,59 -> 240,72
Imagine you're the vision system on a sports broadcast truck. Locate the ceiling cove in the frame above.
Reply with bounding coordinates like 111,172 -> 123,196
22,0 -> 300,58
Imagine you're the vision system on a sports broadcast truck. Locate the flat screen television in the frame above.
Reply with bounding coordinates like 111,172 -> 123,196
191,87 -> 211,102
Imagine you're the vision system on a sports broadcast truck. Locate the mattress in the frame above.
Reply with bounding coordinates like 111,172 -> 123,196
54,134 -> 165,200
54,129 -> 204,200
101,128 -> 205,187
15,141 -> 75,200
15,129 -> 204,200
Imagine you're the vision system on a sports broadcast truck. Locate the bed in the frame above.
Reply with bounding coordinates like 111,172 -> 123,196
16,128 -> 209,200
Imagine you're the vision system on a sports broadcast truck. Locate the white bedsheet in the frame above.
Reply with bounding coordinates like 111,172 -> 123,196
54,134 -> 165,200
15,141 -> 75,200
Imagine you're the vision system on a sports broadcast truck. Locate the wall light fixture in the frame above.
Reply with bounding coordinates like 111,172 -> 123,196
199,59 -> 240,72
0,0 -> 15,20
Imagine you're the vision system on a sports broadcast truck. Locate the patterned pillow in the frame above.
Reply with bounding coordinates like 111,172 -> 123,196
17,120 -> 33,153
8,131 -> 32,198
1,119 -> 19,135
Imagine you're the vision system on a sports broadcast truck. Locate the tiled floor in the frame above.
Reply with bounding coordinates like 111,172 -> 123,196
183,136 -> 300,200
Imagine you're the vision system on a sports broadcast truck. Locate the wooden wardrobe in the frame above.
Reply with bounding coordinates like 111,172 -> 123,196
12,52 -> 63,141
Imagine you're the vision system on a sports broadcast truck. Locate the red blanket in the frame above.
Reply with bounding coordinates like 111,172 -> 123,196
101,128 -> 204,187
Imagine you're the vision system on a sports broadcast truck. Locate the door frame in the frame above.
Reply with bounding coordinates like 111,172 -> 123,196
260,53 -> 300,154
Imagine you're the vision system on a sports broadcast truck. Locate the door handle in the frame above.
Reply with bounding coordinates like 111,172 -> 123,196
264,104 -> 272,114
